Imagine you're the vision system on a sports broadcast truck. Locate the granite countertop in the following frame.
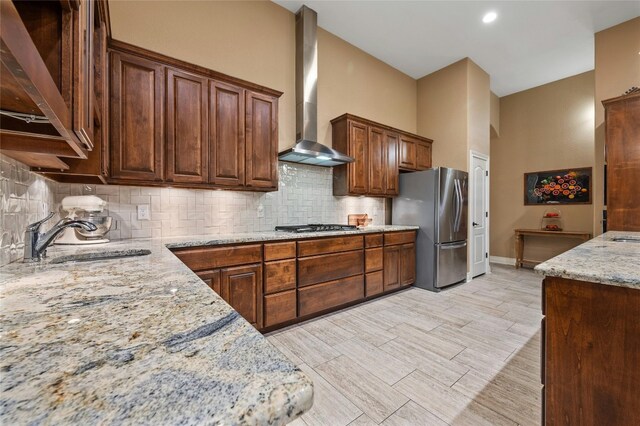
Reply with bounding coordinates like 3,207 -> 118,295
0,225 -> 416,424
534,231 -> 640,289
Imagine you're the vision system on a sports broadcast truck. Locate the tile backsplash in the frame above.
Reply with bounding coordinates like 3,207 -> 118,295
1,154 -> 384,266
0,155 -> 57,266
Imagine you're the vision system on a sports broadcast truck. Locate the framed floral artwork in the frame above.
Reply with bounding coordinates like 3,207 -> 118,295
524,167 -> 592,205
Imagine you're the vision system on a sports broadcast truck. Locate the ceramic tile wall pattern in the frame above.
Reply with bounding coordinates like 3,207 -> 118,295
1,159 -> 384,266
55,162 -> 385,241
0,155 -> 57,266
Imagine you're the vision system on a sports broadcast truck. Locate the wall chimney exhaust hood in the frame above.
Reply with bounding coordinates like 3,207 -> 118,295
278,5 -> 354,167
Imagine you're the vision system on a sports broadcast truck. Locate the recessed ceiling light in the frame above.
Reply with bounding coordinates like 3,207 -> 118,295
482,11 -> 497,24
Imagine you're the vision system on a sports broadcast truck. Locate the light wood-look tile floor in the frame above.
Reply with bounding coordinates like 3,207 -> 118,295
267,265 -> 543,426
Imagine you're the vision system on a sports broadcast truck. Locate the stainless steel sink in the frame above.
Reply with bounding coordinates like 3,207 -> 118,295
611,237 -> 640,243
50,249 -> 151,264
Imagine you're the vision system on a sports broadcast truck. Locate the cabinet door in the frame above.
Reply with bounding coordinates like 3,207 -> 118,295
196,269 -> 221,295
245,91 -> 277,188
72,0 -> 94,150
416,141 -> 432,170
348,121 -> 368,194
383,245 -> 401,290
385,132 -> 399,195
210,81 -> 245,186
221,264 -> 262,328
399,136 -> 416,169
368,126 -> 386,195
109,51 -> 164,181
166,68 -> 208,183
400,243 -> 416,286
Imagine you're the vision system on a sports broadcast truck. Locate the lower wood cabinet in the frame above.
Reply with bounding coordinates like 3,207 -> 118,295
221,264 -> 262,328
542,276 -> 640,425
196,270 -> 221,294
174,231 -> 416,332
384,231 -> 417,290
264,290 -> 297,328
298,275 -> 364,317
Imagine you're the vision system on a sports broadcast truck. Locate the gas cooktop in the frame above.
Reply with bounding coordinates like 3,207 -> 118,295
275,224 -> 358,233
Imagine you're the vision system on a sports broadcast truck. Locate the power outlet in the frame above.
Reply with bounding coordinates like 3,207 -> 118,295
137,204 -> 150,221
257,204 -> 265,218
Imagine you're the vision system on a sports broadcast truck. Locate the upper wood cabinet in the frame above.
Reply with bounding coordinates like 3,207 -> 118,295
347,120 -> 369,195
166,68 -> 208,183
107,41 -> 281,191
400,136 -> 432,171
332,114 -> 432,197
245,91 -> 278,189
109,50 -> 165,182
603,91 -> 640,231
210,81 -> 245,187
368,126 -> 386,195
1,0 -> 109,170
385,132 -> 399,194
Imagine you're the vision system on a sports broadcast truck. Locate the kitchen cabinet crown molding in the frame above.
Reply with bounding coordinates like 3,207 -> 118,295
330,113 -> 433,144
108,39 -> 283,99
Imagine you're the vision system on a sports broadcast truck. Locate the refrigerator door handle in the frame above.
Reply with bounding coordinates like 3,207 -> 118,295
441,241 -> 467,249
453,179 -> 462,233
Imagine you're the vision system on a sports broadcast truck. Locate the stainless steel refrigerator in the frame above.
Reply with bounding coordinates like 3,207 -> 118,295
393,167 -> 468,291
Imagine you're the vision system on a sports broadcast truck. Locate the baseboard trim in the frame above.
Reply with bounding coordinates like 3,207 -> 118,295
466,272 -> 472,282
490,256 -> 516,266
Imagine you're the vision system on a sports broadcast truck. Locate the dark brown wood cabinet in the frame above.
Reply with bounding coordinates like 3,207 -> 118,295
221,264 -> 262,328
210,81 -> 245,186
173,231 -> 416,332
196,269 -> 221,295
332,114 -> 432,197
603,91 -> 640,231
245,91 -> 278,189
109,50 -> 164,181
107,42 -> 281,191
166,68 -> 208,183
368,126 -> 386,195
400,136 -> 432,171
384,231 -> 417,290
1,0 -> 109,171
347,120 -> 369,194
72,0 -> 95,150
541,276 -> 640,425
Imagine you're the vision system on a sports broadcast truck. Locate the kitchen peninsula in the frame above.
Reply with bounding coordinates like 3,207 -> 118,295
0,226 -> 416,424
535,231 -> 640,425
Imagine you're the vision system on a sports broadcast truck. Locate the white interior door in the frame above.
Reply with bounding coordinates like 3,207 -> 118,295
471,153 -> 489,277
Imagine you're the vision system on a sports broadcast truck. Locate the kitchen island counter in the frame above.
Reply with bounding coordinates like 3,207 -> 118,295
534,231 -> 640,288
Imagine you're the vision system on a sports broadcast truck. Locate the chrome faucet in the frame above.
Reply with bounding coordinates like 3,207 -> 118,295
23,212 -> 97,262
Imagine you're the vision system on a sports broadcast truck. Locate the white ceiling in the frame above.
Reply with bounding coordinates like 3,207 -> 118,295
273,1 -> 639,96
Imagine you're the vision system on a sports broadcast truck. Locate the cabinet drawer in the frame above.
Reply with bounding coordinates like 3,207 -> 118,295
264,290 -> 297,328
264,259 -> 296,294
365,247 -> 383,272
298,275 -> 364,317
366,271 -> 383,297
365,233 -> 383,248
384,231 -> 416,246
173,244 -> 262,271
297,236 -> 363,257
264,242 -> 296,261
298,250 -> 364,287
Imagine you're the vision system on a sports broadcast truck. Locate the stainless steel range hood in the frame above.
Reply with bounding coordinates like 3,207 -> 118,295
278,5 -> 354,167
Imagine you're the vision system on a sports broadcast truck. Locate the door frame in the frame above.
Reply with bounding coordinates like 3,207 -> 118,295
469,150 -> 490,277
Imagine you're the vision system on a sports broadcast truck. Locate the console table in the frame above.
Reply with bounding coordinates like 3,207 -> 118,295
514,229 -> 592,269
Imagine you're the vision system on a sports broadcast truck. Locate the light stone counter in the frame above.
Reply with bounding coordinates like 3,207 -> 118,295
534,231 -> 640,288
0,225 -> 417,424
